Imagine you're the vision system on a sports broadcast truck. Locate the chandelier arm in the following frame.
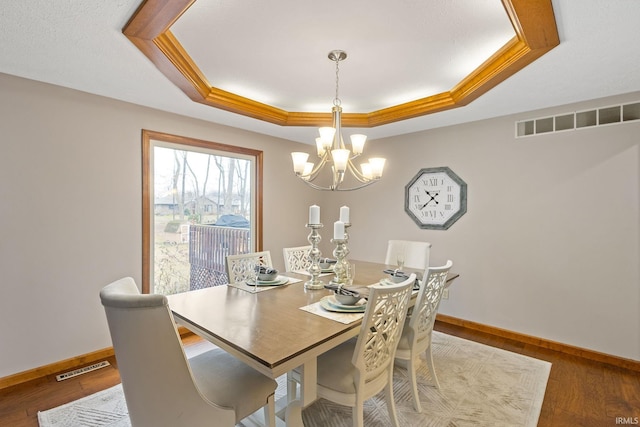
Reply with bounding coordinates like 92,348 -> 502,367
296,173 -> 375,191
294,157 -> 378,191
299,152 -> 330,181
332,180 -> 377,191
334,170 -> 345,188
345,159 -> 372,183
295,176 -> 337,191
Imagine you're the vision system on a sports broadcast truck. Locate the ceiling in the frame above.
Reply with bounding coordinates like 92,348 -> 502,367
1,0 -> 639,145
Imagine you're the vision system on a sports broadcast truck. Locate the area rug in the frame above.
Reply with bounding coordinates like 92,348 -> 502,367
38,332 -> 551,427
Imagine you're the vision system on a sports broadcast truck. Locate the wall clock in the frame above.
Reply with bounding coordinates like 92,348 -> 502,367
404,167 -> 467,230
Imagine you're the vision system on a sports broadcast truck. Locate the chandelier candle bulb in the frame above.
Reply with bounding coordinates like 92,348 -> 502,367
340,206 -> 350,223
331,149 -> 350,172
319,127 -> 336,148
334,221 -> 345,239
315,138 -> 325,156
361,163 -> 372,179
350,134 -> 367,155
309,205 -> 320,225
369,158 -> 386,178
291,152 -> 310,174
302,162 -> 314,179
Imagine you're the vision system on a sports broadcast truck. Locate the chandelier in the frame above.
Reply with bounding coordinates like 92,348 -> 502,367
291,50 -> 386,191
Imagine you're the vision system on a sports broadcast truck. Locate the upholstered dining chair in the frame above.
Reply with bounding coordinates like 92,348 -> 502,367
226,250 -> 273,284
384,239 -> 431,270
394,260 -> 453,413
294,273 -> 415,427
282,245 -> 312,272
100,277 -> 277,427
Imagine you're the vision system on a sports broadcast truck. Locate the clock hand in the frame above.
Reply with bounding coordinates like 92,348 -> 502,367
420,190 -> 439,208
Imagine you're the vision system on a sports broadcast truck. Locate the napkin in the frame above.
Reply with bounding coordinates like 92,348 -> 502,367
382,269 -> 409,279
255,266 -> 278,275
324,283 -> 360,298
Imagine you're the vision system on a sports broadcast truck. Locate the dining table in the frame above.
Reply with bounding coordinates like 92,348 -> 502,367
166,259 -> 458,427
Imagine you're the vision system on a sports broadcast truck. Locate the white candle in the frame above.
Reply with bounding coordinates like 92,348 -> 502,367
334,221 -> 345,240
309,205 -> 320,224
340,206 -> 350,223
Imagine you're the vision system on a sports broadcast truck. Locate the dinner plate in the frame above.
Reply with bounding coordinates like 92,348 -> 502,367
319,296 -> 366,313
380,277 -> 420,288
379,278 -> 421,292
250,277 -> 289,286
379,278 -> 410,286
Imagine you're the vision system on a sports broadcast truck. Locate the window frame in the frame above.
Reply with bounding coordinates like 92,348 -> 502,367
141,129 -> 263,294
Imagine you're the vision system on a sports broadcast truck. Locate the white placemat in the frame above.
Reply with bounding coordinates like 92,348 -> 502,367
228,276 -> 302,293
300,301 -> 365,324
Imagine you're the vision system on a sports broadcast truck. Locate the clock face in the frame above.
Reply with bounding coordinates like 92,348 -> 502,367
404,167 -> 467,230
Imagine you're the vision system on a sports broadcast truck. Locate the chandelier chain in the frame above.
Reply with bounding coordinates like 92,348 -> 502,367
334,56 -> 341,107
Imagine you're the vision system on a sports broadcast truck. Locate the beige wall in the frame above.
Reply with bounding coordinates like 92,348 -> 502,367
325,92 -> 640,361
1,72 -> 638,379
0,73 -> 317,378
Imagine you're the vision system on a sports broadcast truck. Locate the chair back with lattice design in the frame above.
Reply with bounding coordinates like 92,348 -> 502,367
408,260 -> 453,352
225,251 -> 273,284
282,245 -> 312,272
352,274 -> 415,383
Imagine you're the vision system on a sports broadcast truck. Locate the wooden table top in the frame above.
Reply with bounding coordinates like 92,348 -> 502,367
167,259 -> 458,377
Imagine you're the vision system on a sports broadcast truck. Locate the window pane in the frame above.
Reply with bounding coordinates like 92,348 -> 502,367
142,131 -> 263,294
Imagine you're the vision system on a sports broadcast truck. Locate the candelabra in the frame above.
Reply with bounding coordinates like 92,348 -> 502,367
330,223 -> 351,286
304,223 -> 324,289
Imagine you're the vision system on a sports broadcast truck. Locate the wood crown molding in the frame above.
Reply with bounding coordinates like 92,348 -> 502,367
123,0 -> 559,128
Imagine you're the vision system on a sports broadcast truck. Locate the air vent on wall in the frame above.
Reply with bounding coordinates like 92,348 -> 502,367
516,101 -> 640,138
55,360 -> 110,381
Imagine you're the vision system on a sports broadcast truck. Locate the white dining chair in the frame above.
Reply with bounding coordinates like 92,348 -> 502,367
100,277 -> 277,427
282,245 -> 312,272
226,250 -> 273,284
292,274 -> 415,427
394,260 -> 453,412
384,239 -> 431,270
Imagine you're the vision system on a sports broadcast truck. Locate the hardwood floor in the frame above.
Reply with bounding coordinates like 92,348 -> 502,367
1,326 -> 638,426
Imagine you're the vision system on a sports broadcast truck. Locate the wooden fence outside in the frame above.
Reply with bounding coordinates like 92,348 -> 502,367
188,224 -> 250,289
